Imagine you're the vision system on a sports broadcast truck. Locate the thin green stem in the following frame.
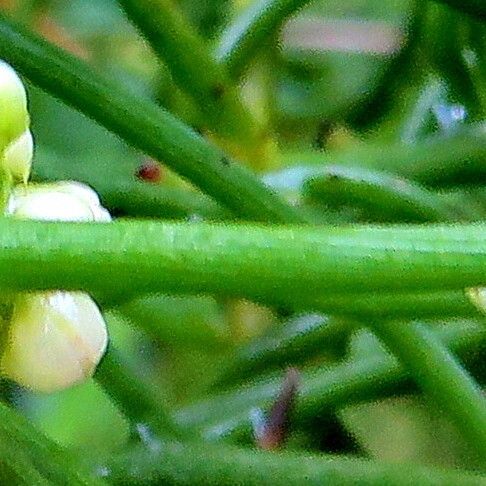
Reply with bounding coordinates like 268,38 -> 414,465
308,290 -> 481,320
0,401 -> 102,484
116,0 -> 265,153
303,165 -> 468,223
1,220 -> 486,298
0,14 -> 305,223
107,440 -> 483,485
95,346 -> 183,439
371,320 -> 486,462
217,0 -> 314,80
284,123 -> 486,187
433,0 -> 486,21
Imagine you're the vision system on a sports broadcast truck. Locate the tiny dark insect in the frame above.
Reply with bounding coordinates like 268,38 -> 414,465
221,156 -> 230,167
136,160 -> 162,183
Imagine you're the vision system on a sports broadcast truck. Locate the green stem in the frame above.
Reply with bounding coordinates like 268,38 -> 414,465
303,165 -> 467,223
284,123 -> 486,187
433,0 -> 486,21
95,347 -> 183,439
217,0 -> 314,80
0,14 -> 305,224
371,320 -> 486,462
107,439 -> 484,485
309,290 -> 480,320
116,0 -> 264,152
175,321 -> 485,440
0,401 -> 102,484
1,220 -> 486,298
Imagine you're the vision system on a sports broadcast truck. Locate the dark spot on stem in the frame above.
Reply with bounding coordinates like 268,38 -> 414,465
212,83 -> 225,100
221,156 -> 230,167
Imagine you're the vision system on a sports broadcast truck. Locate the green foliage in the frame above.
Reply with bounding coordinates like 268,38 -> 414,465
0,0 -> 484,483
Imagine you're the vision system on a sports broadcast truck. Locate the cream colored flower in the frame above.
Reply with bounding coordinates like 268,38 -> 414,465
1,292 -> 108,393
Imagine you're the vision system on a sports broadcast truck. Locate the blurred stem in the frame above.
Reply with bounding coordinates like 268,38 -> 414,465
95,347 -> 184,439
433,0 -> 486,21
217,0 -> 313,80
0,401 -> 102,484
2,220 -> 486,298
284,123 -> 486,186
107,440 -> 483,485
0,14 -> 306,224
309,289 -> 481,319
372,320 -> 486,462
302,164 -> 467,223
116,0 -> 271,167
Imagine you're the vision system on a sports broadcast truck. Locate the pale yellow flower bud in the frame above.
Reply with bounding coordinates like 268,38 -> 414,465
1,292 -> 108,393
1,130 -> 33,183
0,61 -> 29,153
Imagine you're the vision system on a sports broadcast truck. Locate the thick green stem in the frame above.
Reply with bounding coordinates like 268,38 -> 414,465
1,220 -> 486,298
107,440 -> 483,485
371,320 -> 486,462
217,0 -> 314,80
116,0 -> 265,152
0,14 -> 304,223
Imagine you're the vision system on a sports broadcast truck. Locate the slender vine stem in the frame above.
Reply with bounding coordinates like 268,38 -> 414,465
284,123 -> 486,187
303,165 -> 467,223
0,401 -> 101,484
95,347 -> 183,439
371,320 -> 486,461
116,0 -> 266,154
107,439 -> 484,485
433,0 -> 486,21
0,14 -> 305,223
217,0 -> 314,80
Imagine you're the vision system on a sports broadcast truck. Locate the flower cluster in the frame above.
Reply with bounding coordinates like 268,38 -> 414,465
0,61 -> 109,393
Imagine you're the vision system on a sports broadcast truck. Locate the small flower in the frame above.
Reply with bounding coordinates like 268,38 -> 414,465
0,61 -> 29,155
1,292 -> 108,393
1,181 -> 111,393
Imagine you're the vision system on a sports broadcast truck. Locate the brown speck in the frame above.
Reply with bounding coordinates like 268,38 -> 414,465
136,160 -> 163,183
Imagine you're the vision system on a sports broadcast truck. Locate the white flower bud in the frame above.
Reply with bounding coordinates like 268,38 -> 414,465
8,182 -> 111,222
1,292 -> 108,393
0,61 -> 29,153
1,130 -> 33,183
